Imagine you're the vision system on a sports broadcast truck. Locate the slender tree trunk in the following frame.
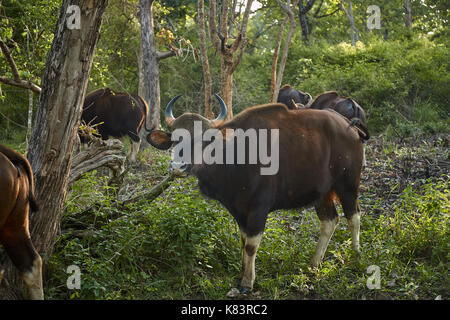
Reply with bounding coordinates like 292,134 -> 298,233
25,89 -> 33,153
273,0 -> 299,102
0,0 -> 107,299
270,16 -> 288,102
197,0 -> 213,119
209,0 -> 254,120
137,45 -> 145,97
404,0 -> 412,28
340,0 -> 358,46
140,0 -> 160,130
220,68 -> 233,118
298,0 -> 316,42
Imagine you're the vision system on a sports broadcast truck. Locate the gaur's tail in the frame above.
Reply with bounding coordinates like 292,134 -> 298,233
136,95 -> 155,133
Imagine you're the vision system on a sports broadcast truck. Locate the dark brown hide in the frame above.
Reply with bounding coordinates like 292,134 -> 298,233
308,91 -> 370,140
81,88 -> 151,143
148,100 -> 364,292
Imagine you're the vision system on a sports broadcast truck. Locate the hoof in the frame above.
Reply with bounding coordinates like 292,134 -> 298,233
226,287 -> 240,298
239,286 -> 251,295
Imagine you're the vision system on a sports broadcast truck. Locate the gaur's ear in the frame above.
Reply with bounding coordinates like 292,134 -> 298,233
146,130 -> 172,150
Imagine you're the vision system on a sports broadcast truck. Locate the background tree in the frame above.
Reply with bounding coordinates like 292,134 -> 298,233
404,0 -> 412,28
139,0 -> 179,132
339,0 -> 358,46
209,0 -> 254,120
271,0 -> 299,102
196,0 -> 213,119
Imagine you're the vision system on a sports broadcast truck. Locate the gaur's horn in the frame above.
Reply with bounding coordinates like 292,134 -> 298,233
306,93 -> 313,105
211,93 -> 227,126
165,94 -> 182,127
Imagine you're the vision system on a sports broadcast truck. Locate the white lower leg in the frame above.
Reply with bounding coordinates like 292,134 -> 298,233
311,217 -> 339,267
347,213 -> 361,253
0,269 -> 4,285
22,256 -> 44,300
128,140 -> 140,163
240,233 -> 262,290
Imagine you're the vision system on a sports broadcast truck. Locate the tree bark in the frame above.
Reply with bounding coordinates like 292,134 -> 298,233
0,0 -> 108,299
273,0 -> 299,102
0,40 -> 42,93
339,0 -> 358,46
270,16 -> 288,102
298,0 -> 316,42
140,0 -> 160,131
404,0 -> 412,29
139,0 -> 179,145
69,139 -> 125,185
197,0 -> 214,119
209,0 -> 254,120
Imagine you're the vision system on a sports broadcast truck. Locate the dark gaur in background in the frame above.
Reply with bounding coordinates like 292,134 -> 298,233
147,95 -> 364,294
308,91 -> 370,141
0,144 -> 43,300
277,85 -> 312,110
80,88 -> 153,162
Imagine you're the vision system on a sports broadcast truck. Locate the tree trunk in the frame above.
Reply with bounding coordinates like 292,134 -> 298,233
220,67 -> 234,120
209,0 -> 254,120
197,0 -> 214,119
270,16 -> 288,102
25,89 -> 33,154
404,0 -> 412,28
140,0 -> 160,131
298,0 -> 316,42
273,0 -> 299,102
0,0 -> 107,299
339,0 -> 358,46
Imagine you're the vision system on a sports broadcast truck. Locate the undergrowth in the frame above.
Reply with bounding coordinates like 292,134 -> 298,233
44,141 -> 449,300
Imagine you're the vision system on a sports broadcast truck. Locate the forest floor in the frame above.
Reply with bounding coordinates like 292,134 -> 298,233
42,132 -> 449,300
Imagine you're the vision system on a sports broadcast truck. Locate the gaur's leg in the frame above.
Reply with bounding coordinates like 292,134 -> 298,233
0,178 -> 43,300
311,191 -> 339,267
0,225 -> 43,300
239,230 -> 262,293
335,182 -> 361,255
127,133 -> 141,163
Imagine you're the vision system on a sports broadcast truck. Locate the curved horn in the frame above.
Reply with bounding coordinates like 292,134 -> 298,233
165,94 -> 182,127
305,93 -> 313,106
211,93 -> 227,127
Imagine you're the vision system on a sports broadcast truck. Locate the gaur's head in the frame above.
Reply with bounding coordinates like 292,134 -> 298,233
146,94 -> 227,176
277,85 -> 312,110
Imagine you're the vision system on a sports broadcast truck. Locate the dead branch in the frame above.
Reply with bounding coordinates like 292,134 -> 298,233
69,138 -> 126,185
120,172 -> 175,206
0,39 -> 42,93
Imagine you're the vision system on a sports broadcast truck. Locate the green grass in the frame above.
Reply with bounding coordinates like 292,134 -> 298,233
43,144 -> 449,300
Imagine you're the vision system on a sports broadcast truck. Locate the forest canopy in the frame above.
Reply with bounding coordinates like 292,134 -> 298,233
1,0 -> 448,138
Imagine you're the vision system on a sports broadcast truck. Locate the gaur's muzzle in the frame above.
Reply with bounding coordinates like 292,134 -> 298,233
170,161 -> 188,176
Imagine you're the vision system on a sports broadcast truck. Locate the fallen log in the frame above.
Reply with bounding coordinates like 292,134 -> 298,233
69,138 -> 126,185
120,172 -> 175,206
